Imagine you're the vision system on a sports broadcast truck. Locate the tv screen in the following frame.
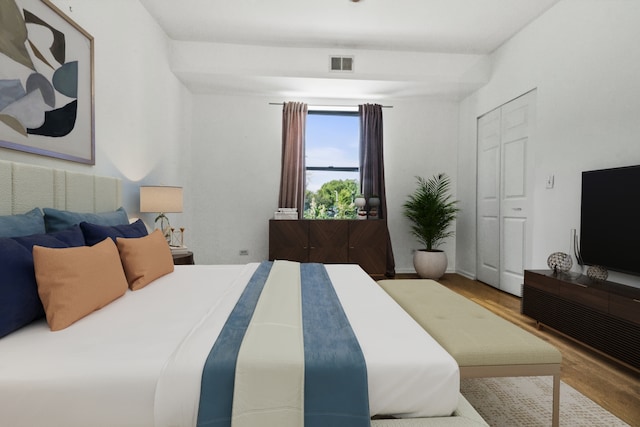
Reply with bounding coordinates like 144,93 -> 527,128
580,165 -> 640,276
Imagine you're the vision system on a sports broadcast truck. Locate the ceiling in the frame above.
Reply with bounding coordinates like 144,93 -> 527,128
139,0 -> 562,98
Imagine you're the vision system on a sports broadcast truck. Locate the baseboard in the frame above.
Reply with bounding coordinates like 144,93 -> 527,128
394,267 -> 417,275
394,267 -> 465,277
455,269 -> 476,280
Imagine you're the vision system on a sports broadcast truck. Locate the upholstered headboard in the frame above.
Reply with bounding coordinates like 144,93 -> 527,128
0,160 -> 122,216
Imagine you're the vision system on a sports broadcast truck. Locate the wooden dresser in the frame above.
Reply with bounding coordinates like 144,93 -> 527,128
269,219 -> 388,279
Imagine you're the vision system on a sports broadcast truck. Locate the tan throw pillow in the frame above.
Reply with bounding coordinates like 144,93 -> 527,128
33,238 -> 128,331
116,229 -> 174,291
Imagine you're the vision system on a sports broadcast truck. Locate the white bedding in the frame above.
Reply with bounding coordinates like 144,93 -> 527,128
0,263 -> 459,427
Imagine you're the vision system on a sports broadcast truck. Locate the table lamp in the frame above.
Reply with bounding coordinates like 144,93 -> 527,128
140,186 -> 183,243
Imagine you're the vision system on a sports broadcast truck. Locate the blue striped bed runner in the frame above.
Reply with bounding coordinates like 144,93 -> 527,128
196,260 -> 370,427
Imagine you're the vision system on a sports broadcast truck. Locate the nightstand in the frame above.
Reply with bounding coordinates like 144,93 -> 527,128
172,251 -> 194,265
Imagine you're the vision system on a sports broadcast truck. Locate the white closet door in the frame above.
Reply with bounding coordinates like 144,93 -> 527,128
476,109 -> 501,288
476,91 -> 535,296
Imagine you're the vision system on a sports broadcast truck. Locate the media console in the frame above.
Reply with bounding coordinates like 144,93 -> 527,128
522,270 -> 640,371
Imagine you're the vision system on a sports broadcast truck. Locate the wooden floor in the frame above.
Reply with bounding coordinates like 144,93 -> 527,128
401,273 -> 640,426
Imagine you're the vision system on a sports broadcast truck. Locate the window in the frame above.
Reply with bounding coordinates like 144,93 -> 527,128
304,111 -> 359,219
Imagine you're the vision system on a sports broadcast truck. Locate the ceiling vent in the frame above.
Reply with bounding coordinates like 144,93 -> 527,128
330,56 -> 354,72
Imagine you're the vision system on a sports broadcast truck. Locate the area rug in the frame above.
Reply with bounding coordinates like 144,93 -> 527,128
460,376 -> 629,426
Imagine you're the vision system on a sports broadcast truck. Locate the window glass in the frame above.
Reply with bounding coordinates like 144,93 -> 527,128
304,111 -> 359,219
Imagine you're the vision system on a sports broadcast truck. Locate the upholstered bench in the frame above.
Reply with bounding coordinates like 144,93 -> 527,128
377,279 -> 562,427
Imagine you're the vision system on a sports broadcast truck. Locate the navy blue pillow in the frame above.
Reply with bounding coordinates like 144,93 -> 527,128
80,219 -> 148,246
14,224 -> 86,250
0,225 -> 86,338
0,240 -> 38,338
43,207 -> 128,233
0,208 -> 45,238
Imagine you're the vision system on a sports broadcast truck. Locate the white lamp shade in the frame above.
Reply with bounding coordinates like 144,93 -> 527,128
140,186 -> 183,213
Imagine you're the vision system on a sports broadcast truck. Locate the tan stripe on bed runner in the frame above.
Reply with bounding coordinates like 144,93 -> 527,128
231,260 -> 304,427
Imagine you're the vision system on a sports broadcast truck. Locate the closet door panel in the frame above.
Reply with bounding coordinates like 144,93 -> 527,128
476,109 -> 501,288
476,90 -> 535,297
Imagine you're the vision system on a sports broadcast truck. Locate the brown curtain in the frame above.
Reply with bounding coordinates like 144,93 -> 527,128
278,102 -> 308,218
359,103 -> 395,277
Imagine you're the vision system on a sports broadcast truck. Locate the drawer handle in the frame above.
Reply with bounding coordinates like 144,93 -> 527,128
634,299 -> 640,304
574,283 -> 588,288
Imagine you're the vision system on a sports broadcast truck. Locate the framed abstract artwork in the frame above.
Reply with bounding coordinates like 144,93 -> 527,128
0,0 -> 95,164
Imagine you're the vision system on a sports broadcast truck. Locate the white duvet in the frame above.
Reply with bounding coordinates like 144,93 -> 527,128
0,263 -> 458,427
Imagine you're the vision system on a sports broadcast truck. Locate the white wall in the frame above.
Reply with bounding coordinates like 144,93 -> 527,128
457,0 -> 640,286
2,0 -> 191,230
384,98 -> 460,274
189,94 -> 281,264
189,94 -> 460,272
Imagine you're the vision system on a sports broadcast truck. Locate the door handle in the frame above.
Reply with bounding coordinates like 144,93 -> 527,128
512,207 -> 523,211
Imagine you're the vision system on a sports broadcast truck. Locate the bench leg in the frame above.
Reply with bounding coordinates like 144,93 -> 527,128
552,373 -> 560,427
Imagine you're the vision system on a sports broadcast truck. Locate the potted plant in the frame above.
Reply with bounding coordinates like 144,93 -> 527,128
403,173 -> 459,279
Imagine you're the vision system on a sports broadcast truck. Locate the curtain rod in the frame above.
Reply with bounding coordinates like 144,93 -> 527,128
269,102 -> 393,108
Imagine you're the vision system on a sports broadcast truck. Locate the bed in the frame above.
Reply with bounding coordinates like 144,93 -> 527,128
0,160 -> 486,427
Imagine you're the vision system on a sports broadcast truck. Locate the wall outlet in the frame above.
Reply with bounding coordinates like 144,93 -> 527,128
239,249 -> 249,256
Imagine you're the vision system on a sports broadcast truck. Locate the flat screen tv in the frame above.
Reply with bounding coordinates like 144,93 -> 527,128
580,164 -> 640,276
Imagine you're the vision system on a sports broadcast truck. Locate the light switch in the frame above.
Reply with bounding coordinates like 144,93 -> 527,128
546,174 -> 555,189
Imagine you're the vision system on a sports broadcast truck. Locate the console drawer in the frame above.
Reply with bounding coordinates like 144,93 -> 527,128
524,271 -> 561,294
558,281 -> 608,312
609,294 -> 640,326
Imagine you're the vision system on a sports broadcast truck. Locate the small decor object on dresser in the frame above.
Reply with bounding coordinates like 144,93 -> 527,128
354,195 -> 367,219
586,265 -> 608,281
547,252 -> 573,274
368,196 -> 380,219
274,208 -> 298,220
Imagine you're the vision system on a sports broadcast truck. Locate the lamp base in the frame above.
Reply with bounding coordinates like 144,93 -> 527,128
156,213 -> 172,244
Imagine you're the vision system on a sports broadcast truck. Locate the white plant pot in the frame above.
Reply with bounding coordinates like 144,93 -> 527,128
413,250 -> 448,279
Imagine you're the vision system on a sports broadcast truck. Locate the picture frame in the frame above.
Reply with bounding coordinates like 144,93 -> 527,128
0,0 -> 95,164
